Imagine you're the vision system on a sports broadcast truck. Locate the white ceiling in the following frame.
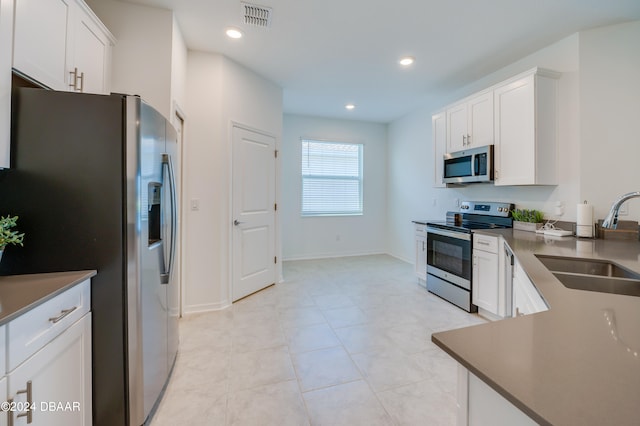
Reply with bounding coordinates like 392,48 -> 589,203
124,0 -> 640,123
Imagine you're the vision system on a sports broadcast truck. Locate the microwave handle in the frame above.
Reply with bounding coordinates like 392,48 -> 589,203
472,154 -> 479,176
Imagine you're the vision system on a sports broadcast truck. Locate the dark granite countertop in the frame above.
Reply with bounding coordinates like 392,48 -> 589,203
0,270 -> 96,326
432,230 -> 640,426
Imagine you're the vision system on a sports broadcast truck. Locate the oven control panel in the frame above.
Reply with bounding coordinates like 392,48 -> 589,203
459,201 -> 514,217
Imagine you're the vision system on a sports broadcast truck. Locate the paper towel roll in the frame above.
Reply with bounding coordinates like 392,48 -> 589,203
576,203 -> 593,238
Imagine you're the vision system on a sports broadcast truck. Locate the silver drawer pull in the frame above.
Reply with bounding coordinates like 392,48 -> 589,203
477,241 -> 490,246
16,381 -> 33,423
48,306 -> 77,324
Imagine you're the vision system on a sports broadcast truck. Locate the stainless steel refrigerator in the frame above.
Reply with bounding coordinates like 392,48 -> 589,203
0,87 -> 179,426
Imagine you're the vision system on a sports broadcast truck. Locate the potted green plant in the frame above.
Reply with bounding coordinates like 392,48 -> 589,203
511,209 -> 545,232
0,215 -> 25,260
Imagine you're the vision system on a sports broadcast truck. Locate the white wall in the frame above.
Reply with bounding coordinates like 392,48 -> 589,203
388,34 -> 581,262
281,115 -> 388,260
183,52 -> 282,313
86,0 -> 175,119
579,20 -> 640,221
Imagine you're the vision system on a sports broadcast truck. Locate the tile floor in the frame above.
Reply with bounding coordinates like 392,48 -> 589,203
150,254 -> 486,425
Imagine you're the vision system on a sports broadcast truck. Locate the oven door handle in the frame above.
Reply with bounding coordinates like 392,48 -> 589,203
426,227 -> 471,241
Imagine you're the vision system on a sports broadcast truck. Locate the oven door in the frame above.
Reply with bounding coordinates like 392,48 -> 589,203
426,226 -> 471,290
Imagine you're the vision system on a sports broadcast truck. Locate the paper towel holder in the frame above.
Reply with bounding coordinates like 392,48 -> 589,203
576,200 -> 595,239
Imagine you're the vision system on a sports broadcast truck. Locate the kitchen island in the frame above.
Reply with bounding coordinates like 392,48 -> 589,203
432,230 -> 640,425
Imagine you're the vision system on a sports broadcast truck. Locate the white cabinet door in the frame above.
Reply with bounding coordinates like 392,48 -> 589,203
70,0 -> 112,94
472,249 -> 499,314
13,0 -> 72,90
415,229 -> 427,282
0,0 -> 12,168
0,376 -> 6,426
467,91 -> 493,148
467,369 -> 537,426
446,101 -> 467,153
446,92 -> 493,153
493,75 -> 536,186
7,314 -> 92,426
432,111 -> 446,187
512,261 -> 548,316
494,69 -> 559,186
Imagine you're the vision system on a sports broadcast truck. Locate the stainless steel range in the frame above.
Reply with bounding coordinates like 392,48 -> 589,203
426,201 -> 514,312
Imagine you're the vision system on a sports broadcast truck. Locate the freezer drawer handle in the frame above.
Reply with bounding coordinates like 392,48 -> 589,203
161,153 -> 178,285
48,306 -> 77,324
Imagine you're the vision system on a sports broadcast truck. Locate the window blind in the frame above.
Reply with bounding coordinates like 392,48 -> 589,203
301,140 -> 363,216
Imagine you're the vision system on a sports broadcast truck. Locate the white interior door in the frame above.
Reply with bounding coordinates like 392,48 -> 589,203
232,126 -> 276,301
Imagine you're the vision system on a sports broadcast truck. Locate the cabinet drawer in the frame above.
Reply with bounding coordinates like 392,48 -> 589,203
7,279 -> 90,372
414,223 -> 427,237
473,234 -> 498,254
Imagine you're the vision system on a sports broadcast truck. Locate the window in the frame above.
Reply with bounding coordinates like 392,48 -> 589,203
301,139 -> 363,216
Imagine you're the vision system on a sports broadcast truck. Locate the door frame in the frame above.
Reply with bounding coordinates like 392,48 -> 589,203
228,121 -> 280,303
173,101 -> 186,317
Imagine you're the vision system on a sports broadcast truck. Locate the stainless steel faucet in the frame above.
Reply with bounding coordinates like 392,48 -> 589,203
601,191 -> 640,229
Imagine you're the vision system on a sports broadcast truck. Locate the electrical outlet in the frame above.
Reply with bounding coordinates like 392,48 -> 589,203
190,199 -> 200,211
554,201 -> 564,216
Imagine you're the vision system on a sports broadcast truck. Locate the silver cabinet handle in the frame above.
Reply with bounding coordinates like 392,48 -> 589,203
462,135 -> 467,145
69,67 -> 79,91
476,241 -> 490,246
16,381 -> 33,423
233,220 -> 245,226
77,71 -> 84,92
48,306 -> 77,323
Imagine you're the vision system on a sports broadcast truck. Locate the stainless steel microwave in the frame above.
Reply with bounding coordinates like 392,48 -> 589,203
443,145 -> 494,184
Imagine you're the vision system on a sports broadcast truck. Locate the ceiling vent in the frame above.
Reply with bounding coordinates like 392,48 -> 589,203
241,2 -> 272,28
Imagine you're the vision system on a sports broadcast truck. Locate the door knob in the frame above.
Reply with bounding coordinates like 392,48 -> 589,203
234,220 -> 244,226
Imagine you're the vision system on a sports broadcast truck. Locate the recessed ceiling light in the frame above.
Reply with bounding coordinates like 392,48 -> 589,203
226,28 -> 243,39
399,56 -> 415,66
345,104 -> 356,110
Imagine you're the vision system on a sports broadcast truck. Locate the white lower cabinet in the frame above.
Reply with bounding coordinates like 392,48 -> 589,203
472,234 -> 500,317
414,223 -> 427,285
458,365 -> 537,426
2,280 -> 92,426
0,376 -> 6,426
512,259 -> 548,317
7,314 -> 91,426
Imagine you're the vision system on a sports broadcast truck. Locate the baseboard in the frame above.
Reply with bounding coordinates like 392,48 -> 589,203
385,252 -> 412,264
282,250 -> 387,262
183,300 -> 230,315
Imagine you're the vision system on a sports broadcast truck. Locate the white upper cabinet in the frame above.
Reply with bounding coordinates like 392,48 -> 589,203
0,0 -> 13,168
13,0 -> 114,94
13,0 -> 71,90
432,111 -> 446,187
68,1 -> 113,94
493,69 -> 560,186
446,91 -> 493,153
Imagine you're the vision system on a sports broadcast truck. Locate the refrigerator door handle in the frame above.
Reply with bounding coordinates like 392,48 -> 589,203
160,153 -> 178,284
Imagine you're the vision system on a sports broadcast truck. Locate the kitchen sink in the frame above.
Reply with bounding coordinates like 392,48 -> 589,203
535,255 -> 640,297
